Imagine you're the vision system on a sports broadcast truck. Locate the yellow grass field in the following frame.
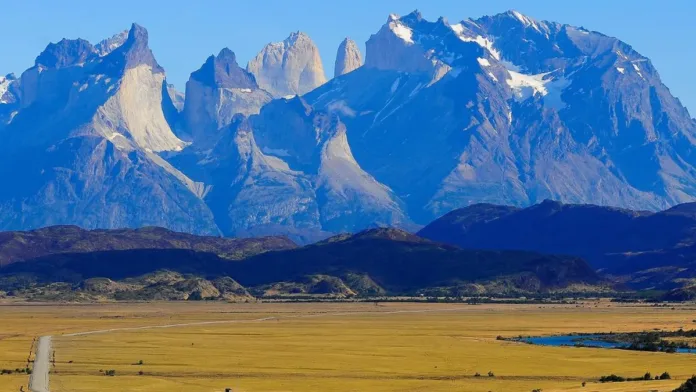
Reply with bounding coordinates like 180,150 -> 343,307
2,301 -> 696,392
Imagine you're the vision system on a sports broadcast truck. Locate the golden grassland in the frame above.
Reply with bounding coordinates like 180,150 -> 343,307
2,301 -> 696,391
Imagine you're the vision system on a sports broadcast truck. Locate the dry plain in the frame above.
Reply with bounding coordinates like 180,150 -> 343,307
1,301 -> 696,392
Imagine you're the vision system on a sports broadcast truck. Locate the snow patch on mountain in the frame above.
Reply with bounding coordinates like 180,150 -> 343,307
390,21 -> 414,44
507,71 -> 548,100
632,63 -> 644,79
509,10 -> 544,34
450,25 -> 501,61
506,69 -> 569,109
0,76 -> 11,103
477,58 -> 491,67
95,30 -> 128,56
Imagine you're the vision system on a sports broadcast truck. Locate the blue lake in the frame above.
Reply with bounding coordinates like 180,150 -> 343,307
521,335 -> 696,353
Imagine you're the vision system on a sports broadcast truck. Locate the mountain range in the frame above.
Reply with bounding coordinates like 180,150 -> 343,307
8,199 -> 696,301
1,10 -> 695,241
419,200 -> 696,290
0,225 -> 601,301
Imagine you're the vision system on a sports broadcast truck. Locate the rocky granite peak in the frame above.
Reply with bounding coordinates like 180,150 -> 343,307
34,38 -> 96,69
247,31 -> 327,98
334,38 -> 363,77
190,48 -> 258,89
100,23 -> 164,74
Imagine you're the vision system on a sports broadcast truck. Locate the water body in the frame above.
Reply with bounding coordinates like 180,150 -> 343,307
521,334 -> 696,354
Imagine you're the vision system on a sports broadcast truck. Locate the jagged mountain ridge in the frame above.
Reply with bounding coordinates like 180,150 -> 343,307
1,10 -> 696,240
178,97 -> 412,243
307,10 -> 696,223
0,24 -> 219,235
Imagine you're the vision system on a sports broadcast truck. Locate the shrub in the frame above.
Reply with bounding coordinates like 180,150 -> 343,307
600,374 -> 626,383
644,372 -> 652,380
488,371 -> 495,377
673,376 -> 696,392
661,372 -> 672,380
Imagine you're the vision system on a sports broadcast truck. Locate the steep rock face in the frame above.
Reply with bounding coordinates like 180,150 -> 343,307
189,97 -> 410,242
307,11 -> 696,223
166,83 -> 185,111
247,32 -> 327,98
334,38 -> 362,76
251,98 -> 409,232
0,24 -> 219,235
182,48 -> 272,145
95,30 -> 128,57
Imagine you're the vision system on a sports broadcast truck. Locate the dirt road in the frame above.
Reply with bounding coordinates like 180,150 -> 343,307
29,335 -> 51,392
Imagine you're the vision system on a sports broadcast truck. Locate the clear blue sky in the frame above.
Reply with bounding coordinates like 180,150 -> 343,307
2,0 -> 695,115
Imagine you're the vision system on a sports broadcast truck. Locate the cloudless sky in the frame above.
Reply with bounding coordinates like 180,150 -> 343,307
2,0 -> 695,115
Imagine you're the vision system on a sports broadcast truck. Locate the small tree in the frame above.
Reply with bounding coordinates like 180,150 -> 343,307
661,372 -> 672,380
644,372 -> 652,380
488,371 -> 495,377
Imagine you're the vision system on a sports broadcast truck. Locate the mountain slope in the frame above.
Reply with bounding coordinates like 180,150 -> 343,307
0,227 -> 602,298
0,24 -> 219,234
418,200 -> 696,289
185,97 -> 412,243
231,228 -> 602,295
0,225 -> 295,267
306,11 -> 696,224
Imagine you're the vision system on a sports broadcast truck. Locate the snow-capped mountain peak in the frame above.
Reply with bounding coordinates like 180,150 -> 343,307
95,30 -> 128,56
0,74 -> 18,104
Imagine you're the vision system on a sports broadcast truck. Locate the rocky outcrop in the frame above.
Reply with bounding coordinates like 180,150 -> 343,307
197,97 -> 411,242
182,48 -> 272,145
247,32 -> 327,98
334,38 -> 362,76
0,24 -> 218,235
